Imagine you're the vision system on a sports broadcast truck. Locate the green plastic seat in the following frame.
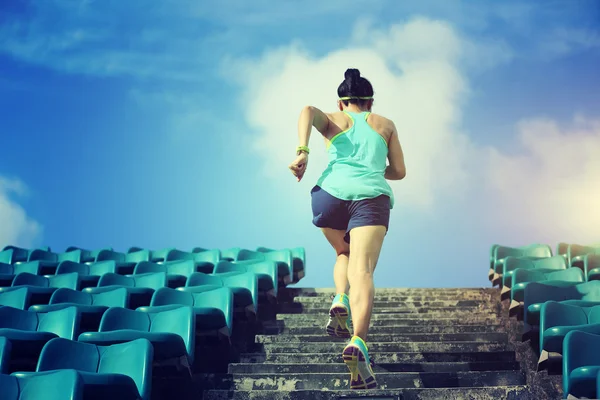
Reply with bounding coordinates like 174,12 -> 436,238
584,254 -> 600,281
522,281 -> 600,337
507,267 -> 584,303
501,255 -> 566,288
149,248 -> 174,263
0,262 -> 14,287
29,287 -> 129,333
134,260 -> 196,288
539,302 -> 600,359
163,250 -> 216,273
0,336 -> 11,374
184,271 -> 259,316
0,369 -> 84,400
79,306 -> 195,370
563,330 -> 600,399
26,250 -> 59,274
56,261 -> 117,289
0,288 -> 31,310
35,337 -> 153,400
214,260 -> 278,299
139,286 -> 233,337
125,250 -> 151,264
0,246 -> 30,264
257,247 -> 306,282
85,272 -> 167,309
238,249 -> 293,285
65,247 -> 112,264
490,244 -> 552,285
0,306 -> 80,367
3,272 -> 81,306
0,262 -> 43,287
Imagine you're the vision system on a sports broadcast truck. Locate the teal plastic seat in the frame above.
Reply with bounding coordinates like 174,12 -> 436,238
185,272 -> 259,316
65,247 -> 113,264
0,336 -> 11,373
191,249 -> 221,265
0,263 -> 43,289
507,267 -> 584,303
26,250 -> 59,274
0,306 -> 79,367
149,248 -> 174,263
163,249 -> 216,274
501,255 -> 566,288
238,249 -> 293,285
125,250 -> 151,264
0,263 -> 14,286
0,246 -> 30,264
85,272 -> 167,309
36,337 -> 153,400
93,251 -> 138,275
0,369 -> 84,400
29,287 -> 128,333
490,244 -> 552,284
539,302 -> 600,363
0,288 -> 31,310
220,247 -> 242,262
215,260 -> 278,299
56,261 -> 117,288
563,330 -> 600,399
568,244 -> 600,268
3,272 -> 81,306
140,286 -> 233,337
257,247 -> 306,282
584,254 -> 600,281
79,306 -> 195,370
134,260 -> 196,288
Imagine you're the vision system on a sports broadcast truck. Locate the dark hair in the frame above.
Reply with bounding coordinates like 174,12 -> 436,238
337,68 -> 374,107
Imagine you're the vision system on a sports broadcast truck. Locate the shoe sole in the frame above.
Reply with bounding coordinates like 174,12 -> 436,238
326,305 -> 351,338
342,344 -> 377,389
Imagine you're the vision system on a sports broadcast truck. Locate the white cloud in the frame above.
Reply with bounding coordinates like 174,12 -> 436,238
0,176 -> 42,248
225,16 -> 600,245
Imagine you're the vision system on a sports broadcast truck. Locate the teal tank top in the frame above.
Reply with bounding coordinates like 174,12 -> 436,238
316,111 -> 395,209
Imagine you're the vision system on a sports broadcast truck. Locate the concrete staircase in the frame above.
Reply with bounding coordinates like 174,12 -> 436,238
202,288 -> 559,399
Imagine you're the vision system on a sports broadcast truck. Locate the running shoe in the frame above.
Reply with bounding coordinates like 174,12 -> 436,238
342,335 -> 377,389
326,293 -> 352,338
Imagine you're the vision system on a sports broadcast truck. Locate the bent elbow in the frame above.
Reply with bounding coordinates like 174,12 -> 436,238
396,168 -> 406,180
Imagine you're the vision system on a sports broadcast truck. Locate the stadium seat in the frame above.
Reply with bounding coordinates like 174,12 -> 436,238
0,288 -> 31,310
505,267 -> 584,303
0,263 -> 15,287
214,260 -> 278,300
0,336 -> 11,374
27,250 -> 59,274
0,263 -> 43,288
220,247 -> 242,261
257,247 -> 306,282
85,272 -> 167,309
568,244 -> 600,268
0,306 -> 79,367
539,302 -> 600,370
563,330 -> 600,399
125,249 -> 151,264
161,250 -> 215,274
500,255 -> 567,288
490,244 -> 552,285
65,247 -> 112,264
29,287 -> 128,333
4,273 -> 81,306
0,246 -> 30,264
79,306 -> 195,372
185,271 -> 258,317
0,369 -> 84,400
140,286 -> 233,338
149,248 -> 174,263
510,277 -> 584,319
56,261 -> 117,288
585,254 -> 600,281
237,249 -> 293,285
134,260 -> 196,288
522,281 -> 600,339
36,337 -> 153,400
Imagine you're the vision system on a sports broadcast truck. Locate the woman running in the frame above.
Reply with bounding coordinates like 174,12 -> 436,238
288,68 -> 406,390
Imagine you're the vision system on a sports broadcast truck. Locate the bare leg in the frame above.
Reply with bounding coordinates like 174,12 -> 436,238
321,228 -> 350,294
347,225 -> 386,341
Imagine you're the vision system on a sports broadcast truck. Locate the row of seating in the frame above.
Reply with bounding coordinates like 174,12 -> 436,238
0,243 -> 304,400
490,243 -> 600,399
0,245 -> 306,285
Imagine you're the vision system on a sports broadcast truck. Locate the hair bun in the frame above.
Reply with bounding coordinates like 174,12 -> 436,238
344,68 -> 361,81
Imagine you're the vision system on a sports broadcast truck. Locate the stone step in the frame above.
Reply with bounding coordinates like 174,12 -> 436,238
285,288 -> 495,296
197,370 -> 526,390
202,386 -> 532,400
239,350 -> 517,364
271,316 -> 500,327
261,324 -> 504,335
291,299 -> 485,307
276,312 -> 499,322
256,341 -> 509,353
255,332 -> 508,343
228,360 -> 521,374
278,304 -> 490,314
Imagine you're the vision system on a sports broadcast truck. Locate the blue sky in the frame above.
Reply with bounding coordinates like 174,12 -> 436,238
1,0 -> 599,288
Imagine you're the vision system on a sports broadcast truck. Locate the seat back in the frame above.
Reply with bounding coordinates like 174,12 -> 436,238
95,250 -> 125,263
0,336 -> 10,374
49,288 -> 91,305
187,272 -> 224,287
0,306 -> 38,330
0,287 -> 30,310
504,257 -> 535,274
148,306 -> 195,359
88,260 -> 117,276
98,339 -> 153,400
193,249 -> 220,265
586,306 -> 600,324
132,272 -> 167,290
37,337 -> 99,372
0,369 -> 84,400
48,273 -> 80,290
12,273 -> 49,288
151,287 -> 193,307
97,273 -> 132,287
56,261 -> 89,275
213,262 -> 246,275
13,262 -> 42,276
28,250 -> 58,263
126,250 -> 151,264
134,262 -> 165,275
546,268 -> 584,282
165,260 -> 195,278
0,262 -> 12,274
533,255 -> 567,271
57,251 -> 82,263
37,306 -> 79,339
100,307 -> 150,332
92,287 -> 128,307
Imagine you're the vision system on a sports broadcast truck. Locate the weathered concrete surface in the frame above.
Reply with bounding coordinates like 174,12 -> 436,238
200,287 -> 562,400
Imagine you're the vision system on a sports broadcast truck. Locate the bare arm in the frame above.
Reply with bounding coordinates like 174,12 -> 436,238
297,106 -> 330,148
384,121 -> 406,180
